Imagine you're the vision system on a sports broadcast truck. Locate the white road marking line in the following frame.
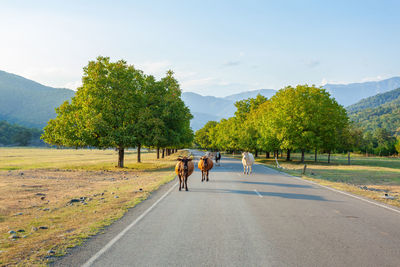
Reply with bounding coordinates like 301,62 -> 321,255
254,189 -> 263,198
258,164 -> 400,215
81,182 -> 179,267
294,176 -> 400,214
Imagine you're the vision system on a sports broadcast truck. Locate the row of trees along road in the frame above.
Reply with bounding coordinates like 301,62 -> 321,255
42,57 -> 193,167
195,85 -> 353,163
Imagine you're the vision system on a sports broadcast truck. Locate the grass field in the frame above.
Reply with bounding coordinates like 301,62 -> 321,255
234,152 -> 400,208
0,148 -> 188,266
0,147 -> 175,171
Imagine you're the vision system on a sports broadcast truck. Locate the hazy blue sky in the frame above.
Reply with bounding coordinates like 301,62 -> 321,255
1,0 -> 399,96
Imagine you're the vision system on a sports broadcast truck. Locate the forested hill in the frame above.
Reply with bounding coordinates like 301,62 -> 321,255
348,88 -> 400,134
347,87 -> 400,114
0,120 -> 43,146
0,70 -> 75,128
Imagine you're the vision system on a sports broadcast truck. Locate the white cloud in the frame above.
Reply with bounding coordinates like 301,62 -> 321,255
360,75 -> 389,83
135,61 -> 171,78
10,66 -> 82,89
223,61 -> 241,67
181,77 -> 216,88
64,80 -> 81,90
175,70 -> 197,80
306,59 -> 320,68
321,74 -> 394,86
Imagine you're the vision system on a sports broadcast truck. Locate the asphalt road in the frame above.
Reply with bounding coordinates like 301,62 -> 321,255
55,150 -> 400,267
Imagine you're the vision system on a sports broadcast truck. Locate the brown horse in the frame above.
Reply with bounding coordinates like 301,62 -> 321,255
198,156 -> 213,182
175,157 -> 194,191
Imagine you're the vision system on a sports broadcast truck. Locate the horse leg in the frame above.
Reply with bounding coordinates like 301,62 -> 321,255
178,175 -> 182,191
185,175 -> 188,191
243,165 -> 246,174
206,170 -> 209,182
201,170 -> 204,182
250,165 -> 252,174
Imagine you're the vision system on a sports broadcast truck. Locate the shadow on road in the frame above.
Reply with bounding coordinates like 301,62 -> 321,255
189,188 -> 329,201
212,180 -> 314,189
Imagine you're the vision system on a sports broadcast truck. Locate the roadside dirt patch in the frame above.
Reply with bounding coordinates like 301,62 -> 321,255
0,168 -> 176,265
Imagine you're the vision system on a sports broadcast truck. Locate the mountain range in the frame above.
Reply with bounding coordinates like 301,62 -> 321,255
323,77 -> 400,107
0,70 -> 75,128
182,89 -> 276,130
1,69 -> 400,131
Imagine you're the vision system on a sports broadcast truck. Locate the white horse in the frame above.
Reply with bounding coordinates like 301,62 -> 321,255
242,152 -> 255,174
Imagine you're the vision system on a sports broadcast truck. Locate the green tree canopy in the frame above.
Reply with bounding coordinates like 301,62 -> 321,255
195,120 -> 218,149
42,57 -> 193,167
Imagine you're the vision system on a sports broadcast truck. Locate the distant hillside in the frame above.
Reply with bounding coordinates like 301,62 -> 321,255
190,112 -> 221,131
324,77 -> 400,107
349,88 -> 400,134
182,92 -> 233,118
0,70 -> 75,128
182,89 -> 277,130
347,87 -> 400,114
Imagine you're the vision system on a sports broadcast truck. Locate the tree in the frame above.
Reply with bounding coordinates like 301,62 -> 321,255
254,100 -> 280,158
234,94 -> 267,155
395,137 -> 400,156
158,71 -> 193,152
373,128 -> 396,156
0,121 -> 41,146
267,85 -> 348,162
195,121 -> 217,149
42,56 -> 145,167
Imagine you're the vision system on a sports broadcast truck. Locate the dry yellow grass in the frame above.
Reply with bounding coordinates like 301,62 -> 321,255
0,148 -> 188,266
301,177 -> 400,208
0,148 -> 175,171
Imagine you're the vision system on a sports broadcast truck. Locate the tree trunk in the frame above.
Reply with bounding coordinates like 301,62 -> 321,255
348,151 -> 350,165
118,147 -> 124,168
157,147 -> 160,159
328,151 -> 331,164
137,144 -> 141,163
162,148 -> 165,158
255,150 -> 258,158
314,148 -> 317,162
266,151 -> 270,158
301,149 -> 305,163
286,149 -> 291,161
